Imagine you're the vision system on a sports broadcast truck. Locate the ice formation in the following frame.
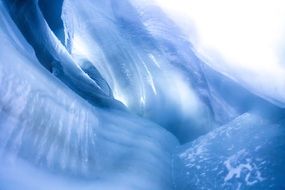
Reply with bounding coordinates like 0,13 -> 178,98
0,0 -> 284,189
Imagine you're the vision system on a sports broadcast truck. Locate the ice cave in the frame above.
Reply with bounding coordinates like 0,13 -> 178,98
0,0 -> 285,189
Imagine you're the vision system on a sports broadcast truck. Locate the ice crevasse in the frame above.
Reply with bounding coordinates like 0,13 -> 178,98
0,0 -> 285,190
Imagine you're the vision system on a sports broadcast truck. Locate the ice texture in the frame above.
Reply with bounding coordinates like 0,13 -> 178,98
154,0 -> 285,107
60,0 -> 219,140
174,113 -> 285,190
0,0 -> 285,190
0,1 -> 178,189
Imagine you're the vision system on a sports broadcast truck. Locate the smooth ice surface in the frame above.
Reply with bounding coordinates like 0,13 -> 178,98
155,0 -> 285,107
0,1 -> 178,189
0,0 -> 285,189
174,113 -> 285,190
61,0 -> 218,140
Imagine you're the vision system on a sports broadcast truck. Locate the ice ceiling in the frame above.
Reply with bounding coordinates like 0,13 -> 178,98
155,0 -> 285,105
0,0 -> 284,190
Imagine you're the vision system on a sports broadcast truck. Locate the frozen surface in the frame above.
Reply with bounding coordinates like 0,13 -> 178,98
174,113 -> 285,190
0,0 -> 285,189
0,1 -> 178,189
154,0 -> 285,107
61,0 -> 219,140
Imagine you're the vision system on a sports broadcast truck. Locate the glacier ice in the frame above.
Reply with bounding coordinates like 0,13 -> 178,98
155,0 -> 285,107
0,0 -> 285,190
174,113 -> 285,189
0,2 -> 178,189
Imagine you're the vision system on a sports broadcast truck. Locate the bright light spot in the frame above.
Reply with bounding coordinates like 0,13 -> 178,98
72,34 -> 91,58
113,89 -> 129,107
154,0 -> 285,104
167,72 -> 201,115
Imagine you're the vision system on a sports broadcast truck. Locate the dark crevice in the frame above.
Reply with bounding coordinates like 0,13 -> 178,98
38,0 -> 65,46
3,0 -> 125,110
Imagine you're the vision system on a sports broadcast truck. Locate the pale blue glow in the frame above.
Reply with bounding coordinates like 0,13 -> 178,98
155,0 -> 285,106
0,0 -> 284,189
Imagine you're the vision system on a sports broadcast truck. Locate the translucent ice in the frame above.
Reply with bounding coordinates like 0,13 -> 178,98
0,1 -> 178,189
173,113 -> 285,190
0,0 -> 285,189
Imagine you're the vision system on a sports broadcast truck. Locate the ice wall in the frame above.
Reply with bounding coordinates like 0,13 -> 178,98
0,1 -> 178,189
1,0 -> 285,189
60,0 -> 219,141
154,0 -> 285,107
